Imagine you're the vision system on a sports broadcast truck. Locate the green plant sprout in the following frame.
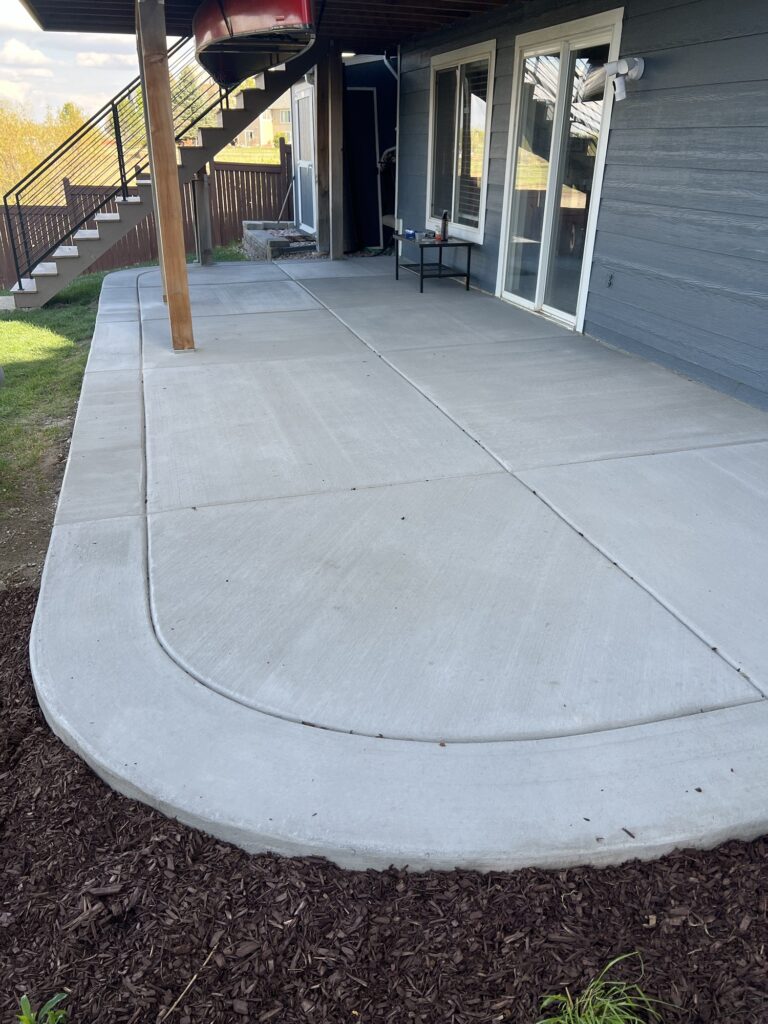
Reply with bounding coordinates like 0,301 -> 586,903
537,953 -> 665,1024
17,993 -> 68,1024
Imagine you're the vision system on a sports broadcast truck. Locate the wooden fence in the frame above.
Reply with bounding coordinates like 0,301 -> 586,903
0,144 -> 293,289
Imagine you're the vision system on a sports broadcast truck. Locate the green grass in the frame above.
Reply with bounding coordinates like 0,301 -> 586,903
0,272 -> 103,509
537,954 -> 666,1024
214,144 -> 281,165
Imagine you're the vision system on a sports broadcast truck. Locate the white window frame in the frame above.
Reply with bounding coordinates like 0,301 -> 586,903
495,9 -> 624,331
425,39 -> 496,244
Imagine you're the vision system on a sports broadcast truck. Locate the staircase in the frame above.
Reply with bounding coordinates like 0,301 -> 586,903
4,36 -> 322,309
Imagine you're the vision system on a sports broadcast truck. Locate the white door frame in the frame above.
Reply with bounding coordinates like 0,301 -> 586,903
292,81 -> 317,233
495,8 -> 624,331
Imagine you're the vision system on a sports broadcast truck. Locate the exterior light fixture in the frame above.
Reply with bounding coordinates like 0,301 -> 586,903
604,56 -> 645,100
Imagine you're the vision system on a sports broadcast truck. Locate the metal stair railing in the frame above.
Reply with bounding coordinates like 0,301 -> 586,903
2,37 -> 243,291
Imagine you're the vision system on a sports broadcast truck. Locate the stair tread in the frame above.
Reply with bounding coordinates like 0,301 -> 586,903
32,262 -> 58,276
94,212 -> 121,221
11,279 -> 37,293
53,246 -> 79,258
115,195 -> 142,204
73,229 -> 100,240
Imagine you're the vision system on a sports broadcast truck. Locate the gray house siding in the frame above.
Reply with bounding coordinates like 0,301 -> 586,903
396,0 -> 768,406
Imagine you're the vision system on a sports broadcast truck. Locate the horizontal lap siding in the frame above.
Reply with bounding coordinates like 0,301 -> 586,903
397,0 -> 616,293
586,0 -> 768,404
398,0 -> 768,403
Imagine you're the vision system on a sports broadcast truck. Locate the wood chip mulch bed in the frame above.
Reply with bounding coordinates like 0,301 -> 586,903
1,586 -> 766,1023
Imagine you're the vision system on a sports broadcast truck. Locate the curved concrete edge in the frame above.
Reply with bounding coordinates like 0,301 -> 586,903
31,512 -> 768,871
29,268 -> 768,871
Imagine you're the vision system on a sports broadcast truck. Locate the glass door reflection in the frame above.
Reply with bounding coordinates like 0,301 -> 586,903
543,44 -> 609,317
504,52 -> 560,304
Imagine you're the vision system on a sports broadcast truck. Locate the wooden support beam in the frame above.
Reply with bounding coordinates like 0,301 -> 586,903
136,13 -> 165,301
193,167 -> 214,267
328,44 -> 344,261
315,55 -> 330,254
136,0 -> 194,351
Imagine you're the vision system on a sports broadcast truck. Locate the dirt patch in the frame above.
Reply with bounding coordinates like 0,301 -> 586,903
0,428 -> 69,588
1,589 -> 766,1023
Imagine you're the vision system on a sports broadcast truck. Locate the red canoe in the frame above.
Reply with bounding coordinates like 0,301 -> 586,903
194,0 -> 315,85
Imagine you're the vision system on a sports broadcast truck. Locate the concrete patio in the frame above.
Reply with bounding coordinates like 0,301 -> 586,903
31,257 -> 768,869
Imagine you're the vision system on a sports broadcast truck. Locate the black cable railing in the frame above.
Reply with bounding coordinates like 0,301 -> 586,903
3,37 -> 244,290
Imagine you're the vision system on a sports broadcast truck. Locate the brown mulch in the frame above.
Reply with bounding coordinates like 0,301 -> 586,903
1,587 -> 766,1024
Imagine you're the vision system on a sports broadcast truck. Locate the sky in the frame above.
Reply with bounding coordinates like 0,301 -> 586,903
0,0 -> 141,119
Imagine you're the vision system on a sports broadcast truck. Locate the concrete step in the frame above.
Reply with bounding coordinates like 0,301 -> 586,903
115,195 -> 142,204
95,212 -> 121,223
53,245 -> 79,258
11,278 -> 37,294
73,228 -> 100,241
32,262 -> 58,277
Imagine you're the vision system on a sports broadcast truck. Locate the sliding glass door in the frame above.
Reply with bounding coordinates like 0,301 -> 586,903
502,15 -> 620,326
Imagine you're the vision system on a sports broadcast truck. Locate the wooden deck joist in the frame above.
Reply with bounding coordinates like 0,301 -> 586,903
20,0 -> 512,46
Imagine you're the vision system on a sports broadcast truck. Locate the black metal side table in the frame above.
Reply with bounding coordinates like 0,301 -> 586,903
394,235 -> 473,293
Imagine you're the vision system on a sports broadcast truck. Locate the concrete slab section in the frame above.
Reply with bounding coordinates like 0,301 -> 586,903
69,370 -> 142,452
85,320 -> 141,373
30,264 -> 768,871
519,442 -> 768,690
32,513 -> 768,870
141,310 -> 364,369
387,341 -> 768,469
333,303 -> 572,352
56,369 -> 144,525
149,474 -> 755,742
139,280 -> 321,321
143,354 -> 499,511
55,446 -> 144,524
301,275 -> 484,310
279,257 -> 393,280
138,262 -> 289,289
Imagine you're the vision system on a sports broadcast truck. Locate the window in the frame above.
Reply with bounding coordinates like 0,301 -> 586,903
427,41 -> 495,241
279,109 -> 292,124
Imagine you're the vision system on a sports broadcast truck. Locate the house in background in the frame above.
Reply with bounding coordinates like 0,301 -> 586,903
234,90 -> 293,148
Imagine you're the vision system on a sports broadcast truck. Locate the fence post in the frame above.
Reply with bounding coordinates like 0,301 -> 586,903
192,166 -> 214,266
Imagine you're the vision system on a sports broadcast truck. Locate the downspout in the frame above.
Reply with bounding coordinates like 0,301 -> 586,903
392,46 -> 401,239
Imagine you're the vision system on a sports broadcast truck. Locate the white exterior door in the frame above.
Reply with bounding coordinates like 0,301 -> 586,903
498,10 -> 623,330
292,82 -> 316,233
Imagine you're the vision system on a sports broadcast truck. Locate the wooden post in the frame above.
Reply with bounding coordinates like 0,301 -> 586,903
136,12 -> 165,301
314,56 -> 330,253
328,44 -> 344,260
136,0 -> 194,351
193,167 -> 214,266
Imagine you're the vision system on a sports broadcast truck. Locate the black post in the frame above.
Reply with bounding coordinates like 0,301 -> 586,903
112,102 -> 128,199
16,194 -> 31,283
4,196 -> 23,290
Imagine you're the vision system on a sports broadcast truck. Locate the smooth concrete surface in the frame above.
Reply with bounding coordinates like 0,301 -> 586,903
386,340 -> 768,469
280,256 -> 393,280
142,353 -> 497,511
31,260 -> 768,870
140,279 -> 321,321
149,474 -> 755,741
520,443 -> 768,690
